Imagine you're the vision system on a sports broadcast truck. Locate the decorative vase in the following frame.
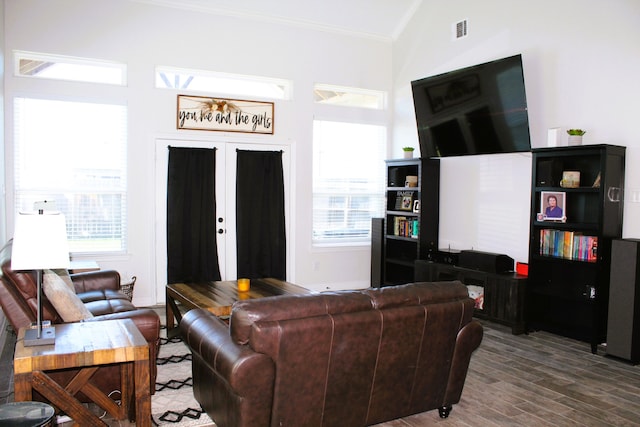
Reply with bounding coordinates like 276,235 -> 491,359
568,135 -> 583,146
403,151 -> 414,159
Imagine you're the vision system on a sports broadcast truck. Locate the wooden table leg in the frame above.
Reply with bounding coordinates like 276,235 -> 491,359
13,373 -> 33,402
166,291 -> 183,338
31,371 -> 107,427
122,362 -> 134,421
166,288 -> 174,332
134,358 -> 151,427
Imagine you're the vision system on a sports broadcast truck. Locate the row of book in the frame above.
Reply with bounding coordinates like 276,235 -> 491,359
393,216 -> 419,238
539,229 -> 597,262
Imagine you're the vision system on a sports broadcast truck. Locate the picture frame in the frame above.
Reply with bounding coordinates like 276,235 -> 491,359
394,191 -> 414,211
540,191 -> 566,221
413,200 -> 420,213
400,195 -> 413,211
177,95 -> 274,134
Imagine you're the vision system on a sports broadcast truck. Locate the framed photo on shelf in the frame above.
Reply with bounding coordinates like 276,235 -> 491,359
400,195 -> 413,211
413,200 -> 420,213
540,191 -> 566,221
395,191 -> 415,211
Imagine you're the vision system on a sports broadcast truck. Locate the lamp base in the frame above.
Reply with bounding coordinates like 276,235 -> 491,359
24,325 -> 56,347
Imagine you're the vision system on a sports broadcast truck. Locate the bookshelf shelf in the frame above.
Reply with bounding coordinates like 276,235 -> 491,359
381,158 -> 439,286
527,144 -> 625,353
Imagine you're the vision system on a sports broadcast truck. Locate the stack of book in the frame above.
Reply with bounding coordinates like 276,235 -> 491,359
539,229 -> 597,262
393,217 -> 419,239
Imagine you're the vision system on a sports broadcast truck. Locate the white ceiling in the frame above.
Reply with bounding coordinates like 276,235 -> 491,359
134,0 -> 423,40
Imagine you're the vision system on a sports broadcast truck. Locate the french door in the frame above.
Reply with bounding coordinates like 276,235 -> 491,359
154,138 -> 290,304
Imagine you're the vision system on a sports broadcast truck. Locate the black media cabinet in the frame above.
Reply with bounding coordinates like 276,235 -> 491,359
415,260 -> 526,335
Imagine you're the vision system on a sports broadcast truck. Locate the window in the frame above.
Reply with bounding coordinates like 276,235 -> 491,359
14,51 -> 126,85
14,98 -> 128,253
156,66 -> 292,100
314,84 -> 385,110
313,120 -> 386,244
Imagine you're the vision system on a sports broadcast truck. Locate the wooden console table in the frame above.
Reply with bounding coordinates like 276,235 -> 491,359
13,319 -> 150,427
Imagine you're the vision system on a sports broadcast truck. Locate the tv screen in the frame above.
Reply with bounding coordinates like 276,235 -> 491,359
411,54 -> 531,158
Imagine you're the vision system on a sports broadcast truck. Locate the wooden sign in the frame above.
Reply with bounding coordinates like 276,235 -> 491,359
177,95 -> 274,134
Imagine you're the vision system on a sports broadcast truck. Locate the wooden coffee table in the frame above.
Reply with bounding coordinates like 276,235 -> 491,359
166,278 -> 310,336
13,319 -> 150,427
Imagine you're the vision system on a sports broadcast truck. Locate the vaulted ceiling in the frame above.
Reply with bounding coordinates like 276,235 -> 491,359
133,0 -> 423,40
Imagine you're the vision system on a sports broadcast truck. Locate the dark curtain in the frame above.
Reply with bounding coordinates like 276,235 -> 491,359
236,150 -> 286,280
167,147 -> 221,283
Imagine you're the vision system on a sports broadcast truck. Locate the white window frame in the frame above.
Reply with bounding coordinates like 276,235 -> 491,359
312,119 -> 386,246
13,97 -> 128,255
14,50 -> 127,86
156,66 -> 292,101
314,83 -> 386,110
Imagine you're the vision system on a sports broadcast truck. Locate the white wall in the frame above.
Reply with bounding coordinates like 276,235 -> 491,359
392,0 -> 640,264
3,0 -> 392,304
0,0 -> 5,245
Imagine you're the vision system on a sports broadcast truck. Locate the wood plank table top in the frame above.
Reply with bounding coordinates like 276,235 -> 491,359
166,278 -> 311,335
14,319 -> 150,427
14,319 -> 148,374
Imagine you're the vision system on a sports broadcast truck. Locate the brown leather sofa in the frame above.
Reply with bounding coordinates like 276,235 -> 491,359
181,281 -> 483,427
0,239 -> 160,401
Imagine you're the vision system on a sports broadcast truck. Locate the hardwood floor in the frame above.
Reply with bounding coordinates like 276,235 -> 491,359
1,316 -> 638,426
375,321 -> 640,427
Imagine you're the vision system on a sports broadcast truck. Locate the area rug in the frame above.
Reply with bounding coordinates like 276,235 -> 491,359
153,327 -> 215,426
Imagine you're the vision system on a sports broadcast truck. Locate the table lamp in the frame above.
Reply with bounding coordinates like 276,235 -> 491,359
11,211 -> 70,346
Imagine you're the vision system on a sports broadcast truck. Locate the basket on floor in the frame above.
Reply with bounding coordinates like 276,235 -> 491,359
120,276 -> 136,301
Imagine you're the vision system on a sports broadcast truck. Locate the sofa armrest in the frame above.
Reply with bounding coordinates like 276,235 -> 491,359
88,308 -> 161,345
443,320 -> 483,405
71,270 -> 121,293
181,309 -> 275,427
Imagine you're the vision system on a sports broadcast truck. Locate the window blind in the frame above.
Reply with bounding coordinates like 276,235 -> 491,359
14,98 -> 128,254
312,120 -> 386,244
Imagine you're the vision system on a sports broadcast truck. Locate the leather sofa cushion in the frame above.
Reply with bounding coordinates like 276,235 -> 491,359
84,298 -> 139,316
363,281 -> 470,309
230,291 -> 372,345
230,281 -> 469,346
78,289 -> 130,303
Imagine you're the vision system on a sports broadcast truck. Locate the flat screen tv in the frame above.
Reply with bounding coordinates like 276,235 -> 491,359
411,54 -> 531,158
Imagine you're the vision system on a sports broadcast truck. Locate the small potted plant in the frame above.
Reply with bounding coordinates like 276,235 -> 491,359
402,146 -> 415,159
567,129 -> 586,146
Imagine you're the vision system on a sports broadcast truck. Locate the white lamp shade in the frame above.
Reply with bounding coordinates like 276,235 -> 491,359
11,212 -> 70,270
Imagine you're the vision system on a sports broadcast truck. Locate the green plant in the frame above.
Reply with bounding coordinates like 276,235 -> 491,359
402,146 -> 415,151
567,129 -> 586,136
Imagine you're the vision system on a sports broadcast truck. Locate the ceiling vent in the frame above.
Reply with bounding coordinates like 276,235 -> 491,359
453,19 -> 468,40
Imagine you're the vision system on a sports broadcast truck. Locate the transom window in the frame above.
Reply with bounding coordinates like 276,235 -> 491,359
314,84 -> 385,109
156,66 -> 292,100
14,51 -> 126,85
14,98 -> 128,254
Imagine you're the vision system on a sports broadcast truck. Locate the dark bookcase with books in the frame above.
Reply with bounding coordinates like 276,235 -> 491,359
527,144 -> 625,353
382,158 -> 439,285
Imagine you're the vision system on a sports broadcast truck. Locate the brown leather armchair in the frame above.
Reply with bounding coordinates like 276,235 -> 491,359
181,281 -> 483,426
0,239 -> 160,401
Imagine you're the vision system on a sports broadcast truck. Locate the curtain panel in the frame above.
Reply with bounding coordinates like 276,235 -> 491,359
236,150 -> 286,280
166,147 -> 221,283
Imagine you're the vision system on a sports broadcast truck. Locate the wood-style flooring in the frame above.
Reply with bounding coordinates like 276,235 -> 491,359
375,321 -> 640,427
1,316 -> 639,426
